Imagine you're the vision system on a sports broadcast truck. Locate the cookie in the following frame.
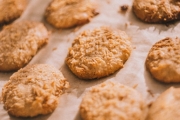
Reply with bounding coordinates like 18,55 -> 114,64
2,64 -> 69,117
0,0 -> 27,24
147,87 -> 180,120
0,21 -> 49,72
66,26 -> 132,79
146,37 -> 180,83
45,0 -> 98,28
133,0 -> 180,23
80,82 -> 147,120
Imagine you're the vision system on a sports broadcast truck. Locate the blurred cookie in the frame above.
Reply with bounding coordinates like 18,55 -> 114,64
66,26 -> 132,79
147,87 -> 180,120
146,37 -> 180,83
45,0 -> 98,28
80,82 -> 147,120
0,0 -> 27,24
2,64 -> 69,117
0,21 -> 49,72
133,0 -> 180,23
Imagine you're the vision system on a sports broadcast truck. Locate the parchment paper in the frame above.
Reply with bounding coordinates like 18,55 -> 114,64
0,0 -> 180,120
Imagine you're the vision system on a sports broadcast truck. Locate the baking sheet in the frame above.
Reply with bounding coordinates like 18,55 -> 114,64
0,0 -> 180,119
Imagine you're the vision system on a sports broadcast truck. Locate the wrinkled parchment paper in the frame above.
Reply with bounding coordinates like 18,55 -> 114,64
1,0 -> 180,119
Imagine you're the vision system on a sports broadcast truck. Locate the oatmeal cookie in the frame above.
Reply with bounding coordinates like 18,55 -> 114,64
0,0 -> 27,24
45,0 -> 98,28
66,26 -> 132,79
146,37 -> 180,83
147,87 -> 180,120
80,82 -> 147,120
0,21 -> 49,72
133,0 -> 180,23
2,64 -> 69,117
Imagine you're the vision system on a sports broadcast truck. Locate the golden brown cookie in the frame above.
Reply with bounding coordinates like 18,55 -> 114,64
0,0 -> 27,24
147,87 -> 180,120
0,21 -> 49,72
45,0 -> 98,28
80,82 -> 147,120
2,64 -> 69,117
133,0 -> 180,23
66,26 -> 132,79
146,37 -> 180,83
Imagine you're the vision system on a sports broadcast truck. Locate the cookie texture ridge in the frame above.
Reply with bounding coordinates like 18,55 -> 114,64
147,87 -> 180,120
2,64 -> 69,117
80,82 -> 147,120
0,0 -> 27,24
0,21 -> 49,72
146,37 -> 180,83
133,0 -> 180,23
45,0 -> 98,28
66,26 -> 132,79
